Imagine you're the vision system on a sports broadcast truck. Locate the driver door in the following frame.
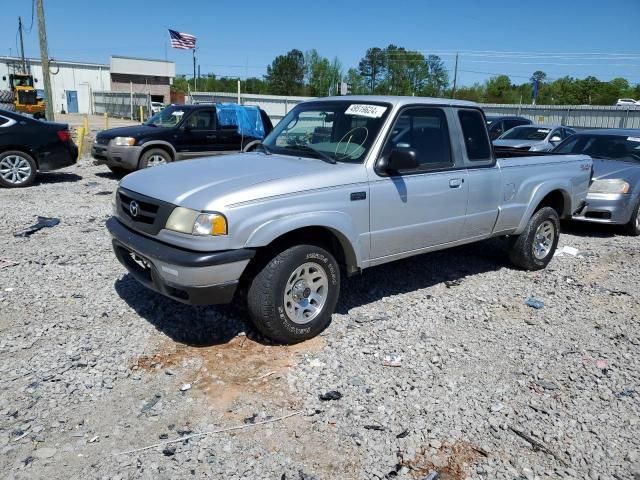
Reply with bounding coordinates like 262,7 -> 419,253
174,109 -> 221,158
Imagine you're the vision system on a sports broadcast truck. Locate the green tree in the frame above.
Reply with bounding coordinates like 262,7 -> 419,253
485,75 -> 514,103
345,68 -> 366,94
265,49 -> 306,95
358,47 -> 385,93
423,55 -> 449,96
305,50 -> 342,96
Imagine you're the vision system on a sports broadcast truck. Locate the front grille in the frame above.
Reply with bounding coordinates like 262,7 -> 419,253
116,187 -> 175,235
95,137 -> 110,146
17,90 -> 37,105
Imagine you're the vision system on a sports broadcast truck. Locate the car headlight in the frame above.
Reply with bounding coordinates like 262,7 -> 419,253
590,179 -> 630,194
165,207 -> 227,236
114,136 -> 136,146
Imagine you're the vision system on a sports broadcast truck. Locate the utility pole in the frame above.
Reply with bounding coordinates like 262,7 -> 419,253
451,52 -> 459,99
36,0 -> 54,121
18,17 -> 27,72
192,49 -> 197,92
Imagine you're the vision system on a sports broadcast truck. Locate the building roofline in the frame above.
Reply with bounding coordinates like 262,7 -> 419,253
0,55 -> 109,68
111,55 -> 174,64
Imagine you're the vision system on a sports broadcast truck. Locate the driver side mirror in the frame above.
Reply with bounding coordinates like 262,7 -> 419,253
384,148 -> 418,173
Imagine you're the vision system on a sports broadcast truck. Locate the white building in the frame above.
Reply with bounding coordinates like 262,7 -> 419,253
0,55 -> 175,114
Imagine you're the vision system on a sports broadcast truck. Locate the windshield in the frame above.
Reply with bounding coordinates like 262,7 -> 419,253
554,134 -> 640,161
11,76 -> 34,88
499,126 -> 551,140
262,101 -> 391,163
144,105 -> 186,127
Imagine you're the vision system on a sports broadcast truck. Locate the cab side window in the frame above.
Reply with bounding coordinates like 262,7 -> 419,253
186,110 -> 216,130
458,109 -> 492,162
382,107 -> 452,171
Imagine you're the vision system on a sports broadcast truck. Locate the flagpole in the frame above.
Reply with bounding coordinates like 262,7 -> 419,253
193,48 -> 197,92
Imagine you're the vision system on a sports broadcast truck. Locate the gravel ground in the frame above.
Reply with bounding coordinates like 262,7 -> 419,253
0,159 -> 639,480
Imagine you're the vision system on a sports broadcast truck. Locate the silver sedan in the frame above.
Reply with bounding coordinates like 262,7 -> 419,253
553,129 -> 640,235
494,125 -> 575,152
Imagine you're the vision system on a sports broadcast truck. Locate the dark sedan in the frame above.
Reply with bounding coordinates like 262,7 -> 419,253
0,109 -> 77,188
485,115 -> 532,140
553,129 -> 640,235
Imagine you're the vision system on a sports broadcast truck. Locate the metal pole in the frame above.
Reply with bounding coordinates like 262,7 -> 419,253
451,52 -> 459,99
130,81 -> 133,120
192,49 -> 197,92
36,0 -> 54,121
237,79 -> 241,104
18,17 -> 27,73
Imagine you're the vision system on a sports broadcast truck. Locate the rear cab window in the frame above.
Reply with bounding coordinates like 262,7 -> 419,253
458,109 -> 493,165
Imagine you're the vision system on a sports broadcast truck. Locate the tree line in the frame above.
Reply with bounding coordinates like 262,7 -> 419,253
171,47 -> 640,105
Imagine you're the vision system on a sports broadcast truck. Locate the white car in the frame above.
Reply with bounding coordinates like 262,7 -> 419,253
150,102 -> 165,114
616,98 -> 637,106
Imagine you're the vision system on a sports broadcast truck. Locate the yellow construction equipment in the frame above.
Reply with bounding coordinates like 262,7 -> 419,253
0,73 -> 47,119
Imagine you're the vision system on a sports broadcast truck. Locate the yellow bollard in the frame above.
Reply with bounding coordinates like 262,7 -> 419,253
139,105 -> 144,123
83,115 -> 89,135
76,126 -> 85,161
104,112 -> 109,130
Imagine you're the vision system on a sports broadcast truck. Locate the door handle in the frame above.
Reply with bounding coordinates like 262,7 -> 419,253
449,178 -> 464,188
206,135 -> 218,139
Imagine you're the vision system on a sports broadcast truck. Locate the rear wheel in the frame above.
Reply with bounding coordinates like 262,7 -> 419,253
0,102 -> 16,112
509,207 -> 560,270
0,150 -> 37,188
138,148 -> 171,169
247,244 -> 340,344
0,90 -> 14,103
625,200 -> 640,236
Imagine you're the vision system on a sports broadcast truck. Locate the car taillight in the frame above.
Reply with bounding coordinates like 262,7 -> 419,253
57,130 -> 71,142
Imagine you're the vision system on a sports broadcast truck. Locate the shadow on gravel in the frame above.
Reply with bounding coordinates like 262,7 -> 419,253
114,274 -> 258,347
95,171 -> 128,180
560,220 -> 623,238
336,239 -> 509,315
34,172 -> 83,185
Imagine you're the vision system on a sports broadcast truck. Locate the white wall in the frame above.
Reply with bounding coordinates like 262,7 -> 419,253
1,57 -> 110,114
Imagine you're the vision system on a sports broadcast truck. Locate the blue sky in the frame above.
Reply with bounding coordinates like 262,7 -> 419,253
2,0 -> 640,86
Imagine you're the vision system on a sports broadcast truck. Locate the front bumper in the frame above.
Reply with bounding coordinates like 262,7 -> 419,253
573,193 -> 637,225
92,141 -> 142,170
106,217 -> 255,305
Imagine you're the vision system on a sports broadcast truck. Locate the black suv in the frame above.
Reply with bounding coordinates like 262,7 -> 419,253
92,104 -> 273,174
485,115 -> 532,140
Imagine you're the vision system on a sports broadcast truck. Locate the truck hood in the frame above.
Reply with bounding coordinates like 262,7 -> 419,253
97,125 -> 163,139
118,152 -> 366,210
592,158 -> 640,184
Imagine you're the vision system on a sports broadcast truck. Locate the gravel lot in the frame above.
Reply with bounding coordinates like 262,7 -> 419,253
1,159 -> 639,480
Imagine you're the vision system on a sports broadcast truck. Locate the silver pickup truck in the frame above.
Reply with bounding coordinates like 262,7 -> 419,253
106,96 -> 592,344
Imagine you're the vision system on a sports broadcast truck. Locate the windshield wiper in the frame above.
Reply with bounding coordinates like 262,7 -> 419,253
255,143 -> 272,155
285,144 -> 336,164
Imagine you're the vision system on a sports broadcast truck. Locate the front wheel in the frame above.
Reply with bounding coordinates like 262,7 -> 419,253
247,245 -> 340,344
138,148 -> 171,169
509,207 -> 560,270
0,150 -> 37,188
625,200 -> 640,236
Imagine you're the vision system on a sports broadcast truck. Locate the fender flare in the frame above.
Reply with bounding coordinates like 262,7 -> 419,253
139,140 -> 177,161
244,211 -> 363,269
515,181 -> 572,234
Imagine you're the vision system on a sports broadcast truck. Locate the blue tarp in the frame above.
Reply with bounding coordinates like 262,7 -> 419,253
216,103 -> 266,139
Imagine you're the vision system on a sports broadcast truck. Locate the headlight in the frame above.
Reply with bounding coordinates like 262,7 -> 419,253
165,207 -> 227,236
590,179 -> 630,194
114,136 -> 136,146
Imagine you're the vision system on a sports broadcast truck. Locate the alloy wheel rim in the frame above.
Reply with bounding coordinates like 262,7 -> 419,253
283,262 -> 329,325
0,155 -> 31,184
147,155 -> 166,167
533,220 -> 555,260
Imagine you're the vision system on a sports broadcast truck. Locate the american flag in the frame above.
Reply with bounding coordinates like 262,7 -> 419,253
168,29 -> 196,50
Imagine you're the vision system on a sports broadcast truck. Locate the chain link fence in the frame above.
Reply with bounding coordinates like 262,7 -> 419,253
92,91 -> 150,120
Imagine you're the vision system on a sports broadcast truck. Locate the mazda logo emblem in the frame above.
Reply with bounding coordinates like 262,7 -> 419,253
129,200 -> 139,217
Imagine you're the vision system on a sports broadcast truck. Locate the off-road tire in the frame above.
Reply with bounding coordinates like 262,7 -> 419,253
508,207 -> 560,270
138,148 -> 171,169
0,90 -> 14,103
624,200 -> 640,236
0,150 -> 37,188
247,244 -> 340,344
0,102 -> 16,112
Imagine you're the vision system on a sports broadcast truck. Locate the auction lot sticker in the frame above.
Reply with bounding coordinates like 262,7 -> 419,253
345,104 -> 387,118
